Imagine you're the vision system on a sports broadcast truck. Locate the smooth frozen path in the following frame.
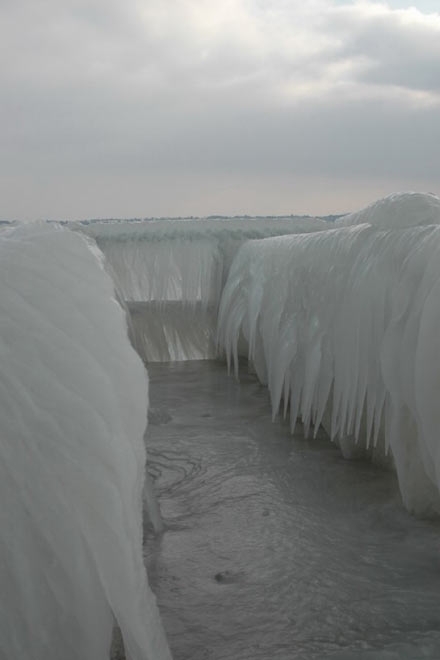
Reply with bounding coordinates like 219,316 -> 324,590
144,361 -> 440,660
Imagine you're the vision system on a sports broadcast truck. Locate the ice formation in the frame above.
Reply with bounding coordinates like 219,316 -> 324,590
81,215 -> 327,303
217,192 -> 440,516
79,216 -> 326,361
0,223 -> 171,660
337,191 -> 440,229
128,302 -> 218,362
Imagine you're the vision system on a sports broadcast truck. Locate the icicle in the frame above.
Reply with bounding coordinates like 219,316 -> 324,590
216,192 -> 440,515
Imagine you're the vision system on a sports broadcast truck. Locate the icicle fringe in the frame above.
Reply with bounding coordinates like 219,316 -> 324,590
217,193 -> 440,516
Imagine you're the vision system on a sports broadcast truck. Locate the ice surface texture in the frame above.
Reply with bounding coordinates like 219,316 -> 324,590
338,191 -> 440,229
79,216 -> 326,361
81,216 -> 327,306
0,223 -> 171,660
217,192 -> 440,516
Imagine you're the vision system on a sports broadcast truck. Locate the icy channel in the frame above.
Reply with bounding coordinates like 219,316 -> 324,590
145,360 -> 440,660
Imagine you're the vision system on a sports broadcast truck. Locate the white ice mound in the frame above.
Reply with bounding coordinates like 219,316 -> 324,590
0,223 -> 171,660
338,191 -> 440,229
217,193 -> 440,516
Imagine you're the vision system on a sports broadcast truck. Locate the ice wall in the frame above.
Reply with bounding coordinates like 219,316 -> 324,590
217,192 -> 440,516
79,216 -> 326,361
0,223 -> 171,660
128,302 -> 217,362
81,216 -> 327,305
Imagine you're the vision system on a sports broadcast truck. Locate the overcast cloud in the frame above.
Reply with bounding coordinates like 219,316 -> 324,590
1,0 -> 439,219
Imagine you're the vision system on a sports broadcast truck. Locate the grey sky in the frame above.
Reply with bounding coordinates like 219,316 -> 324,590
1,0 -> 439,220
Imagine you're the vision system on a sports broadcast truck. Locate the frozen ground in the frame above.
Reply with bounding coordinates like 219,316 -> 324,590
145,360 -> 440,660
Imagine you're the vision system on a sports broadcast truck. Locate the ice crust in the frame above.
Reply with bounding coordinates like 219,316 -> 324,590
0,223 -> 171,660
217,193 -> 440,515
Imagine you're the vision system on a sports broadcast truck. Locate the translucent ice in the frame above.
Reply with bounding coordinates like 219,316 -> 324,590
0,223 -> 171,660
217,193 -> 440,516
338,191 -> 440,229
79,216 -> 326,361
81,216 -> 327,306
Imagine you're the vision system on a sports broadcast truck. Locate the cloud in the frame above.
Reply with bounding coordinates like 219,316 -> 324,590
326,3 -> 440,94
0,0 -> 439,218
4,1 -> 438,97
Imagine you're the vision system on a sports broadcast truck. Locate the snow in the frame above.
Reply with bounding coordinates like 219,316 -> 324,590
217,192 -> 440,516
0,223 -> 171,660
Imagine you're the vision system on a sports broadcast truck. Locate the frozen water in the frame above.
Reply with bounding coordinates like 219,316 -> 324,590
0,223 -> 171,660
4,192 -> 440,657
337,191 -> 440,229
128,302 -> 217,362
77,216 -> 326,361
217,192 -> 440,516
94,236 -> 222,306
80,216 -> 327,307
145,360 -> 440,660
80,216 -> 327,306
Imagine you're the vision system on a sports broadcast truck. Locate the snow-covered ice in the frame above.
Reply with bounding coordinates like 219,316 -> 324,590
0,223 -> 171,660
217,192 -> 440,516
